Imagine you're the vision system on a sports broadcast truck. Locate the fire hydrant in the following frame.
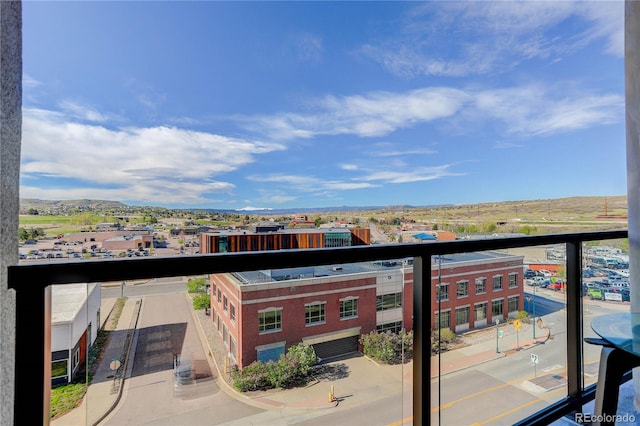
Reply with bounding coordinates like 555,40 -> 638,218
328,385 -> 335,402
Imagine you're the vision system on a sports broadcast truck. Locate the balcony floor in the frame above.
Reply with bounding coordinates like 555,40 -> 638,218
550,380 -> 639,425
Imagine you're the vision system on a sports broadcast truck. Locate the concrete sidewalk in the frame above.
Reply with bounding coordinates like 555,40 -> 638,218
431,326 -> 550,378
54,293 -> 550,425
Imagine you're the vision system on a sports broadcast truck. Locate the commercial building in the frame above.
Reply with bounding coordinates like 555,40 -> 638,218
51,283 -> 100,386
200,227 -> 371,253
209,251 -> 524,369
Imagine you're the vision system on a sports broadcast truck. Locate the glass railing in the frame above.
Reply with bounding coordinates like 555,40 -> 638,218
8,230 -> 629,425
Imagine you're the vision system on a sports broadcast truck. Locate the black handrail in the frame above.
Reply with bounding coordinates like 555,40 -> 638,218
8,229 -> 628,425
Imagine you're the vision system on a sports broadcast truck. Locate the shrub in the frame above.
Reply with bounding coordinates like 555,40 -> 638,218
431,328 -> 456,354
192,293 -> 210,311
232,343 -> 317,391
360,330 -> 413,364
515,310 -> 529,323
187,277 -> 207,293
232,361 -> 271,392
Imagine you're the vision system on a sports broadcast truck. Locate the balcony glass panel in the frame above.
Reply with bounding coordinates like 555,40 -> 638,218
15,230 -> 632,425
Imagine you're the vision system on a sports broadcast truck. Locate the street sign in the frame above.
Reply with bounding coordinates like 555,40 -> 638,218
514,319 -> 522,331
109,358 -> 121,371
530,353 -> 539,364
498,330 -> 504,338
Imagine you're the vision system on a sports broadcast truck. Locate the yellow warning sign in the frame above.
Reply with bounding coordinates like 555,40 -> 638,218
513,319 -> 522,331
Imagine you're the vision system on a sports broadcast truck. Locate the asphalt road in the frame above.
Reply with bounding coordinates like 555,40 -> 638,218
103,293 -> 263,425
430,293 -> 629,425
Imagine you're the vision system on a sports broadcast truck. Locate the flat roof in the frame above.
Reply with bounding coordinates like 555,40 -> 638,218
233,251 -> 521,285
203,228 -> 357,237
52,283 -> 97,324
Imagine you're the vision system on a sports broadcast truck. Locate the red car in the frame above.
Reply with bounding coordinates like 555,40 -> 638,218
548,280 -> 566,291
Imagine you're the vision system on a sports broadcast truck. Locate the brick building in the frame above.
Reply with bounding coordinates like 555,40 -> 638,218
208,251 -> 524,369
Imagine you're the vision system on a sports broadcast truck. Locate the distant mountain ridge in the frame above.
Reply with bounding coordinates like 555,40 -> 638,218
20,198 -> 130,212
19,196 -> 626,216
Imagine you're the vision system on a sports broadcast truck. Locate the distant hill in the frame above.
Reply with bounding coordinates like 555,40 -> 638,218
20,198 -> 131,213
18,196 -> 627,218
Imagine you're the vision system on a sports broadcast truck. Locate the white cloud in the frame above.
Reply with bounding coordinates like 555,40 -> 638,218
239,83 -> 621,142
472,87 -> 624,136
356,165 -> 463,184
361,1 -> 623,78
59,100 -> 113,123
340,164 -> 359,171
264,194 -> 297,204
241,87 -> 469,140
21,108 -> 286,206
23,74 -> 42,88
248,173 -> 379,194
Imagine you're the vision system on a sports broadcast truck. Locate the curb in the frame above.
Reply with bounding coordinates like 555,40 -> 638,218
92,298 -> 142,426
187,293 -> 338,412
186,294 -> 281,412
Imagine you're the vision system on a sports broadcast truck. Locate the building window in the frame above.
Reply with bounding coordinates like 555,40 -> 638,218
475,303 -> 487,321
339,297 -> 358,319
508,296 -> 519,313
457,280 -> 469,298
258,308 -> 282,333
223,295 -> 228,312
376,321 -> 403,334
51,360 -> 68,379
455,306 -> 469,326
434,310 -> 450,330
492,299 -> 504,317
493,275 -> 503,291
230,304 -> 236,322
217,289 -> 222,304
212,283 -> 217,298
436,284 -> 449,301
230,337 -> 236,359
475,278 -> 486,295
376,293 -> 403,311
509,273 -> 518,288
305,302 -> 326,325
223,325 -> 229,346
72,348 -> 80,369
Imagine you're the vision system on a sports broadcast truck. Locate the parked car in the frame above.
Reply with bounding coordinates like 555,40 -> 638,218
587,286 -> 605,300
524,269 -> 536,278
548,279 -> 566,291
538,279 -> 552,288
582,269 -> 596,278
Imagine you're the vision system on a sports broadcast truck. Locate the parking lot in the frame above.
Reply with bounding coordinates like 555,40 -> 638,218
18,233 -> 188,261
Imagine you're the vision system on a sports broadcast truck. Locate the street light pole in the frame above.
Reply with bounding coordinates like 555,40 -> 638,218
532,286 -> 537,339
495,317 -> 500,353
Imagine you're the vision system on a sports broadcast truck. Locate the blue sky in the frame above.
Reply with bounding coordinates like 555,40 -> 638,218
21,1 -> 626,210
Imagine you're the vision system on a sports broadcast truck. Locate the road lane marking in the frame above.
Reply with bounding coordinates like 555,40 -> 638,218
469,388 -> 566,425
386,416 -> 413,426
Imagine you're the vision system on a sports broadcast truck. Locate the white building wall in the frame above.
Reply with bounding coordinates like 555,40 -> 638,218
51,324 -> 70,353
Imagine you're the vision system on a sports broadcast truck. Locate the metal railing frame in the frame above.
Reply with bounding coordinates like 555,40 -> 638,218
8,229 -> 628,425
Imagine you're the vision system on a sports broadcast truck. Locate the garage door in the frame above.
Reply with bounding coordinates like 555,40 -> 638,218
312,335 -> 359,360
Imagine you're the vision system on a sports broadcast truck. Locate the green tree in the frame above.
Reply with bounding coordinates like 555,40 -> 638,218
187,277 -> 207,293
18,227 -> 29,241
192,294 -> 210,311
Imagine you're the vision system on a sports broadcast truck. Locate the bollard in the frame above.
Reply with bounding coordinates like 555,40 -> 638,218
328,384 -> 335,402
